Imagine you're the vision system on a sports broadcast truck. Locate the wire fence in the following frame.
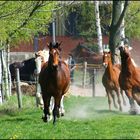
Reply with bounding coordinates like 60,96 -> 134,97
69,62 -> 106,97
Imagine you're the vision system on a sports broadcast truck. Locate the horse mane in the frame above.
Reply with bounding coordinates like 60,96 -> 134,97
121,50 -> 136,76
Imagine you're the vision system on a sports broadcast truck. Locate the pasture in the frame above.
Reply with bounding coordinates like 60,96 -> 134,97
0,94 -> 140,139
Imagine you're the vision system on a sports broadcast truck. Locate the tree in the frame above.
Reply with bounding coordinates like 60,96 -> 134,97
125,1 -> 140,38
109,0 -> 129,64
0,1 -> 59,46
0,1 -> 60,101
94,1 -> 103,54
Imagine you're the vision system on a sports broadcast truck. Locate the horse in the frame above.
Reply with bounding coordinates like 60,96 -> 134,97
119,45 -> 140,114
71,44 -> 103,84
38,42 -> 70,124
102,51 -> 126,111
9,58 -> 36,86
71,44 -> 103,64
35,49 -> 66,117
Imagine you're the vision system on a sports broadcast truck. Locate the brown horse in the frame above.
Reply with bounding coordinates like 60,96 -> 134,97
39,42 -> 70,124
119,46 -> 140,114
102,51 -> 126,111
35,49 -> 66,117
71,44 -> 103,64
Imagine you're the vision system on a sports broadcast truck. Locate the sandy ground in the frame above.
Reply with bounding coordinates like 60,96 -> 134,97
12,82 -> 106,97
69,83 -> 106,97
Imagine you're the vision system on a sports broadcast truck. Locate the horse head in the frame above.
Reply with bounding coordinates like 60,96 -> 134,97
35,49 -> 49,74
47,42 -> 62,68
102,51 -> 111,68
119,45 -> 130,61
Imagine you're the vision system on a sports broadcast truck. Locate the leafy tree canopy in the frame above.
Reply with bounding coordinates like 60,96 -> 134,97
0,1 -> 58,46
125,1 -> 140,39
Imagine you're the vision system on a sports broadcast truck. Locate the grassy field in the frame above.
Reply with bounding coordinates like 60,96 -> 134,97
0,94 -> 140,139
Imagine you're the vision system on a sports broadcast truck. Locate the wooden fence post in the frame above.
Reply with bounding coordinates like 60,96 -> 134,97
92,69 -> 96,97
82,61 -> 87,88
16,68 -> 22,109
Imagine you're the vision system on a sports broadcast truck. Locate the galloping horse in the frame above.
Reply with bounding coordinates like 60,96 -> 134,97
39,42 -> 70,124
102,51 -> 126,111
119,46 -> 140,114
35,49 -> 66,117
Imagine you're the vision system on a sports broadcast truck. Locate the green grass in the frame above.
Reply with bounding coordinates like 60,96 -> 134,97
0,95 -> 140,139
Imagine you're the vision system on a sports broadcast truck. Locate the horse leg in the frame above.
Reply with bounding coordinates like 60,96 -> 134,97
132,87 -> 140,106
115,89 -> 122,111
53,95 -> 62,124
36,93 -> 44,109
49,96 -> 54,113
60,95 -> 65,116
106,89 -> 112,111
132,93 -> 140,106
110,91 -> 118,109
120,89 -> 127,106
42,94 -> 51,122
125,90 -> 138,115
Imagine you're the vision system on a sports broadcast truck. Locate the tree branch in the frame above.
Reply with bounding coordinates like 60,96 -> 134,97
116,0 -> 129,30
0,2 -> 33,19
0,1 -> 8,7
9,1 -> 45,38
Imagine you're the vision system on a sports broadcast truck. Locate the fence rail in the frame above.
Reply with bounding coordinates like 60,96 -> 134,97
71,61 -> 105,97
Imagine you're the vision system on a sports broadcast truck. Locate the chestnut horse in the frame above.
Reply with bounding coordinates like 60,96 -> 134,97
102,51 -> 126,111
119,46 -> 140,114
35,49 -> 66,117
39,42 -> 70,124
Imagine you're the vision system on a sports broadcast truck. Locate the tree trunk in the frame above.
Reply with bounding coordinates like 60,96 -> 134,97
120,2 -> 125,46
109,0 -> 128,64
1,49 -> 10,100
5,40 -> 12,96
94,1 -> 103,54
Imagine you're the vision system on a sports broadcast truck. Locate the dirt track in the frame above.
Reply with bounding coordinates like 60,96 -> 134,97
12,82 -> 106,98
69,83 -> 106,97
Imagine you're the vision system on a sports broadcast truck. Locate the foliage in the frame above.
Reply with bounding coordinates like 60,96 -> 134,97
99,3 -> 112,35
125,1 -> 140,38
64,1 -> 96,41
76,1 -> 96,40
0,95 -> 140,139
65,2 -> 112,40
64,1 -> 140,40
0,1 -> 58,46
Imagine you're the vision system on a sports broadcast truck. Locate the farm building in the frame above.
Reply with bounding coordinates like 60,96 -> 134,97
10,35 -> 140,66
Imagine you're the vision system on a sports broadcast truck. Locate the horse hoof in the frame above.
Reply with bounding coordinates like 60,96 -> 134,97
42,117 -> 48,122
114,105 -> 118,109
48,115 -> 52,121
119,108 -> 123,112
61,113 -> 64,117
129,109 -> 138,115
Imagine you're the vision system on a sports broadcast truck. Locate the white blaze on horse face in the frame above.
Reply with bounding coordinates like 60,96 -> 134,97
103,54 -> 108,67
52,49 -> 59,66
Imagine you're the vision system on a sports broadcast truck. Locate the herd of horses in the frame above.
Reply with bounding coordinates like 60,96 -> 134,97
9,41 -> 140,124
102,45 -> 140,114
